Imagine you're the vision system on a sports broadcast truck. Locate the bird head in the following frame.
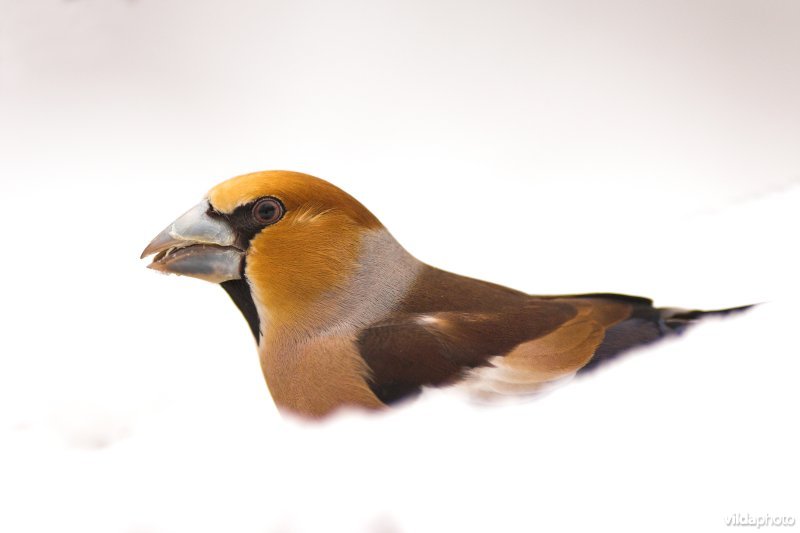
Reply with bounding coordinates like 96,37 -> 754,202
141,171 -> 386,336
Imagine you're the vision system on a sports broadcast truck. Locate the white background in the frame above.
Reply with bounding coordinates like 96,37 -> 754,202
1,1 -> 798,532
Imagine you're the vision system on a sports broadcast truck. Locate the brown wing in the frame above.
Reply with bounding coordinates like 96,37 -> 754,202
357,267 -> 635,404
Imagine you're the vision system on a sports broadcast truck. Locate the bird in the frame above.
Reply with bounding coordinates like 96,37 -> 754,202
142,170 -> 750,419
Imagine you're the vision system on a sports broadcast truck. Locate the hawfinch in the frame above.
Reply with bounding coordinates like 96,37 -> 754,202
142,171 -> 748,419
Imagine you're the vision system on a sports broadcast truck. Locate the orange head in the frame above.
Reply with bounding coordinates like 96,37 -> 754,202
142,171 -> 390,336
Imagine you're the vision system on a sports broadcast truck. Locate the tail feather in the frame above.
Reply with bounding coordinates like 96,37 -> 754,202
661,304 -> 756,332
576,296 -> 755,374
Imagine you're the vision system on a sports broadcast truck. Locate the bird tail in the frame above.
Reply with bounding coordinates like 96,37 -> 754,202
575,294 -> 755,374
659,304 -> 755,332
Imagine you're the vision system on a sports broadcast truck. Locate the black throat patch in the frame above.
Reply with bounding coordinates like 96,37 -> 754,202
221,278 -> 261,344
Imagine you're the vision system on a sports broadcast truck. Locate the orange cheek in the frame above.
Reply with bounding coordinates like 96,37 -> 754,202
244,213 -> 364,323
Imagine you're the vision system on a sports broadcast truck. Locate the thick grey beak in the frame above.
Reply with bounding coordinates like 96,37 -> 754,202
141,200 -> 243,283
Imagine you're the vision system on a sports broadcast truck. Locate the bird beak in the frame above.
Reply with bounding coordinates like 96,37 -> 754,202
141,200 -> 244,283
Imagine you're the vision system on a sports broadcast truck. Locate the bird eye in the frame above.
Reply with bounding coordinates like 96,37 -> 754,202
252,197 -> 284,225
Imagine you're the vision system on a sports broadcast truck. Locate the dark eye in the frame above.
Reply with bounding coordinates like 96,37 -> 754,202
252,197 -> 284,225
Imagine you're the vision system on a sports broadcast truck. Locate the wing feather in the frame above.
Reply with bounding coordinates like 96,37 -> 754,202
356,267 -> 633,404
